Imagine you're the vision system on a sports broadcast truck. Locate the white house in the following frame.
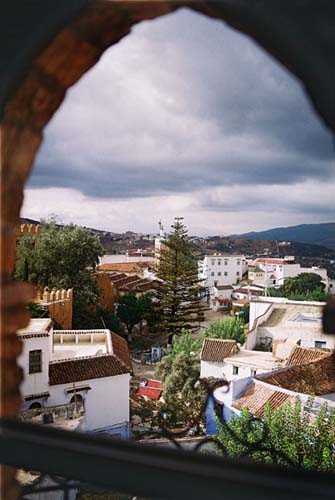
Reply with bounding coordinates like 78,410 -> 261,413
200,338 -> 285,381
207,352 -> 335,429
249,256 -> 329,288
246,297 -> 334,351
17,319 -> 131,438
200,337 -> 330,382
209,285 -> 233,311
199,254 -> 246,289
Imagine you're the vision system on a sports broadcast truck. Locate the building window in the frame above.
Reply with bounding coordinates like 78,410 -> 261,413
211,260 -> 215,266
236,272 -> 240,276
29,350 -> 42,374
224,271 -> 228,276
250,368 -> 257,376
233,366 -> 239,375
214,280 -> 218,287
237,260 -> 241,265
211,272 -> 215,276
29,401 -> 42,410
315,341 -> 327,349
218,260 -> 221,265
218,272 -> 221,276
224,260 -> 228,265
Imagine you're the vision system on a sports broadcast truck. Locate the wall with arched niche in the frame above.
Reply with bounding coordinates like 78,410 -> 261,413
1,1 -> 335,497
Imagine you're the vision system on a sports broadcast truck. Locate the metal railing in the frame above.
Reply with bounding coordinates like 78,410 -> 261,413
0,418 -> 334,500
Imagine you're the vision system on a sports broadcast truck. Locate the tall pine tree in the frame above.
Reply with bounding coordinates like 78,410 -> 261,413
155,218 -> 201,336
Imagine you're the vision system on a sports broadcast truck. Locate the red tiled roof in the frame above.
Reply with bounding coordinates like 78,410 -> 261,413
256,258 -> 284,265
256,353 -> 335,395
137,379 -> 163,400
99,262 -> 154,273
233,381 -> 295,417
49,355 -> 129,386
286,345 -> 331,366
111,332 -> 132,370
200,338 -> 239,362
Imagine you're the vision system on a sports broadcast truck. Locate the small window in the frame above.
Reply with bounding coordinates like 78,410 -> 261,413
214,280 -> 218,287
315,341 -> 327,349
236,272 -> 240,276
218,260 -> 221,266
237,260 -> 241,265
218,272 -> 221,276
29,350 -> 42,374
250,368 -> 257,377
70,394 -> 83,404
211,272 -> 215,276
211,260 -> 215,266
224,260 -> 228,265
224,271 -> 228,276
233,366 -> 239,375
29,401 -> 42,410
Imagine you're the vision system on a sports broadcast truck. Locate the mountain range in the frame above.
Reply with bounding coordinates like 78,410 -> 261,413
232,223 -> 335,251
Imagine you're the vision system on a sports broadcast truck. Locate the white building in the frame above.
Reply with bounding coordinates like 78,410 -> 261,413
198,254 -> 246,289
17,319 -> 131,438
200,338 -> 285,381
246,297 -> 335,351
249,256 -> 328,288
200,337 -> 330,381
208,352 -> 335,426
209,285 -> 233,311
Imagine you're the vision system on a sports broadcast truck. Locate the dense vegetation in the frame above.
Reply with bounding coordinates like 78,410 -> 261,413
216,399 -> 335,471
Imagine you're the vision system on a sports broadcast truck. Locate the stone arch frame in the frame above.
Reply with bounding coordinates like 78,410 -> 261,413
1,0 -> 334,495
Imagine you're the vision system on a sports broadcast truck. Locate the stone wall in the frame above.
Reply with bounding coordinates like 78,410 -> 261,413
34,287 -> 73,329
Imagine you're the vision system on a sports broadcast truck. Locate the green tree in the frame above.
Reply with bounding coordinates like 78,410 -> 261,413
155,352 -> 205,431
116,293 -> 146,340
72,303 -> 123,334
155,218 -> 201,336
216,399 -> 335,471
202,317 -> 245,345
282,273 -> 325,296
15,219 -> 105,306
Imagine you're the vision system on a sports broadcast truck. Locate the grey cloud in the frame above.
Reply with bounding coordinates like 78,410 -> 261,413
27,9 -> 334,201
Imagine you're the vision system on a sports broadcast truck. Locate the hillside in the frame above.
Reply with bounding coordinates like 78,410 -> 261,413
233,223 -> 335,250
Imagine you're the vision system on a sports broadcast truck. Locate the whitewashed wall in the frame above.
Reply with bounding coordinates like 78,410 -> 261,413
48,373 -> 130,431
18,335 -> 52,403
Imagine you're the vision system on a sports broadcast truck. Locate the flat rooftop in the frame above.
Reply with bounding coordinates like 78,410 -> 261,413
17,318 -> 53,336
225,349 -> 284,371
53,329 -> 110,361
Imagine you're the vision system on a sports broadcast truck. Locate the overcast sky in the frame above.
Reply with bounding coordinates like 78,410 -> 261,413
22,9 -> 334,236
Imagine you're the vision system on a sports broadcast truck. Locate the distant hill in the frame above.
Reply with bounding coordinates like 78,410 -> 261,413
232,223 -> 335,251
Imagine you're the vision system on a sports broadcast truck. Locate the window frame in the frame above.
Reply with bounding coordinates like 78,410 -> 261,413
29,349 -> 42,374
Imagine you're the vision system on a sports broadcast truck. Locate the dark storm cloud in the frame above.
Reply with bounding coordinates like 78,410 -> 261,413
27,9 -> 334,201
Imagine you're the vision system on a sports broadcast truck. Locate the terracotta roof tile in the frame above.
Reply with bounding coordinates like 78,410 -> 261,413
233,381 -> 296,417
257,353 -> 335,395
49,355 -> 129,386
111,332 -> 132,370
200,338 -> 239,362
99,262 -> 154,273
286,345 -> 331,366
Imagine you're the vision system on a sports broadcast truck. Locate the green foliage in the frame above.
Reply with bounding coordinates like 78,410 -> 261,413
282,273 -> 325,296
155,352 -> 205,430
28,302 -> 48,318
15,219 -> 105,306
202,317 -> 246,345
72,303 -> 123,334
216,399 -> 335,471
155,218 -> 202,336
116,293 -> 147,335
285,287 -> 330,302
